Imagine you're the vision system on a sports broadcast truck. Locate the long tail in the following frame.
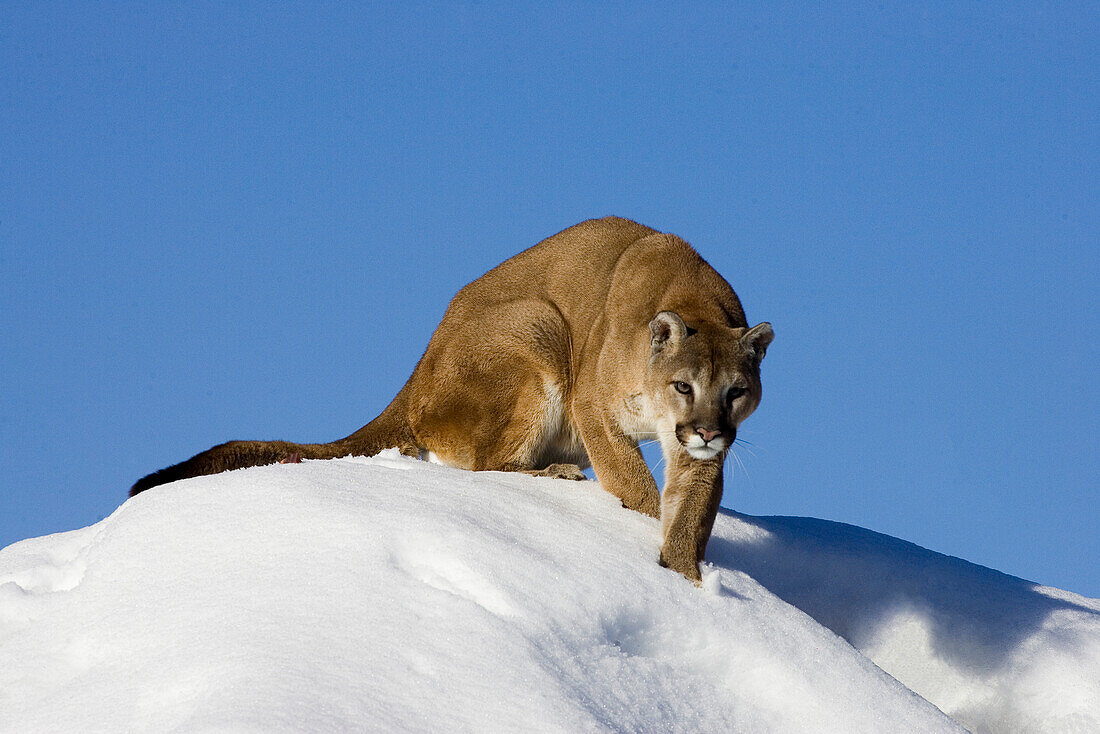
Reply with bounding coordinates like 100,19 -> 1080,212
129,393 -> 417,497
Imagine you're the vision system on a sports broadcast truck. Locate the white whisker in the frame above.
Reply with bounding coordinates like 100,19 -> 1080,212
726,446 -> 750,484
653,454 -> 667,475
733,440 -> 758,459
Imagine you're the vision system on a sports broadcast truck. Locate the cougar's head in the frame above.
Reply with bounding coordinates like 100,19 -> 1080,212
645,311 -> 773,460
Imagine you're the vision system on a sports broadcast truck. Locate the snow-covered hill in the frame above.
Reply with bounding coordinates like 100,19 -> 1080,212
1,451 -> 1097,733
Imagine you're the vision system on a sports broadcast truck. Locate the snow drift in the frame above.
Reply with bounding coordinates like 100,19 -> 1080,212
1,451 -> 1097,733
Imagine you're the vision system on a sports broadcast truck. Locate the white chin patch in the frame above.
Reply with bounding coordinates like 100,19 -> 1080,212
685,445 -> 722,461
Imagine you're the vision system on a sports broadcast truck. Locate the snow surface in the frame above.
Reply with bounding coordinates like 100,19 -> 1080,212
1,451 -> 1097,733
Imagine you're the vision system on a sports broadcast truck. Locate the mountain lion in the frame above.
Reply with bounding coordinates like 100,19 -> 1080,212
131,217 -> 773,582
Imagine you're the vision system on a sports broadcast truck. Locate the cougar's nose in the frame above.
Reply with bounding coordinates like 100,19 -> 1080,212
696,427 -> 720,443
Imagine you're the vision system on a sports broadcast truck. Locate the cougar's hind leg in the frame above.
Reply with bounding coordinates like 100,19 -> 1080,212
412,355 -> 549,471
518,463 -> 588,480
408,298 -> 574,473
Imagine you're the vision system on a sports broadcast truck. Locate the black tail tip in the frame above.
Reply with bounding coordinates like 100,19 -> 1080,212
128,475 -> 155,497
129,467 -> 175,497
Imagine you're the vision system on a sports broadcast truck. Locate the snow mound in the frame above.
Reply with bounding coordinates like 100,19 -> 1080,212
711,514 -> 1100,733
1,452 -> 1096,732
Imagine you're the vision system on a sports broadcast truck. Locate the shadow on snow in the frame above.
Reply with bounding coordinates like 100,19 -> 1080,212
707,509 -> 1098,678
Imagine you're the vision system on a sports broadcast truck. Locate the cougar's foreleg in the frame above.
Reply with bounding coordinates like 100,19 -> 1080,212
656,447 -> 725,583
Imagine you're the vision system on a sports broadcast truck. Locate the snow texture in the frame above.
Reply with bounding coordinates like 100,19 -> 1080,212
1,451 -> 1097,733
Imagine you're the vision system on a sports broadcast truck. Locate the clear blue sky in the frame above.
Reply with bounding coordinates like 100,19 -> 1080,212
2,4 -> 1096,595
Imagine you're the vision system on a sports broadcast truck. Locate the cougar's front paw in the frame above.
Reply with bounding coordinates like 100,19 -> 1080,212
658,545 -> 703,585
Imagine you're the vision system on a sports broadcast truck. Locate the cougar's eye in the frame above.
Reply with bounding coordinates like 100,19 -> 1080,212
728,386 -> 747,401
674,381 -> 692,395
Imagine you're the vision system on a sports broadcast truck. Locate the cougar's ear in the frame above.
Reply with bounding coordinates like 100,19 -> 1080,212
650,311 -> 688,353
741,322 -> 774,364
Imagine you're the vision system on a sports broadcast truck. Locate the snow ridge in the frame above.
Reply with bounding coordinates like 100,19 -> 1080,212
1,452 -> 1096,733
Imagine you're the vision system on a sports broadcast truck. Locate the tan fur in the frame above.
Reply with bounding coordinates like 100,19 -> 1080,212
131,217 -> 773,583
